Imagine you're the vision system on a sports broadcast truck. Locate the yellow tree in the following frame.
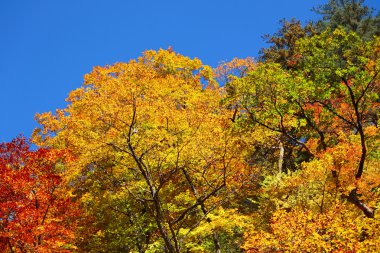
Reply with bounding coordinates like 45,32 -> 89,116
34,49 -> 252,252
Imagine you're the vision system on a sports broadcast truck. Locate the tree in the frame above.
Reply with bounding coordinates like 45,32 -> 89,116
226,28 -> 380,251
34,49 -> 254,252
0,137 -> 78,252
243,135 -> 380,252
296,27 -> 380,216
313,0 -> 380,39
260,0 -> 380,69
232,27 -> 380,211
260,19 -> 317,69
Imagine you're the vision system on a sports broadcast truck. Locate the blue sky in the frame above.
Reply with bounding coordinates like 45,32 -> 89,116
1,0 -> 379,142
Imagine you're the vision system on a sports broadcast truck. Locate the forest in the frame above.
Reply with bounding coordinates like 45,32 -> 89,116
1,0 -> 380,252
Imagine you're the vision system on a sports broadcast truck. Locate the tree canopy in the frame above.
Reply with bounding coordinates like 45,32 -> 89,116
1,0 -> 380,252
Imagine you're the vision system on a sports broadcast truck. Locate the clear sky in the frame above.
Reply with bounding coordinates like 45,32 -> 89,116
1,0 -> 379,142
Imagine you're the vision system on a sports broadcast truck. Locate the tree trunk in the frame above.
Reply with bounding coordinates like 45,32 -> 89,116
278,141 -> 284,174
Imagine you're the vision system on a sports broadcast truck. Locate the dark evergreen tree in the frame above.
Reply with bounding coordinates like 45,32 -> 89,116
313,0 -> 380,39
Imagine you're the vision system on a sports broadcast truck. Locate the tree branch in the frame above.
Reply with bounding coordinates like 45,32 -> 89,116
345,188 -> 374,218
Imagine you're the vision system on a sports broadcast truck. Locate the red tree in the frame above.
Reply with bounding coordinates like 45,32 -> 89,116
0,137 -> 78,252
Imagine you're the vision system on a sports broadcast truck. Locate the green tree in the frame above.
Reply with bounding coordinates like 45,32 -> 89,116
239,28 -> 380,252
313,0 -> 380,39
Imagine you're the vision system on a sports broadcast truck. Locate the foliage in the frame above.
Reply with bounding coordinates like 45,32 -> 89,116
260,19 -> 318,69
244,135 -> 380,252
2,1 -> 380,252
238,24 -> 380,253
0,137 -> 78,252
313,0 -> 380,39
33,49 -> 254,252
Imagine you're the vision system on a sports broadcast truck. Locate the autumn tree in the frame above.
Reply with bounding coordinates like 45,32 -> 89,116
33,49 -> 254,252
260,0 -> 380,69
243,134 -> 380,252
25,3 -> 379,251
260,19 -> 317,69
0,137 -> 78,253
298,28 -> 380,179
238,28 -> 380,252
